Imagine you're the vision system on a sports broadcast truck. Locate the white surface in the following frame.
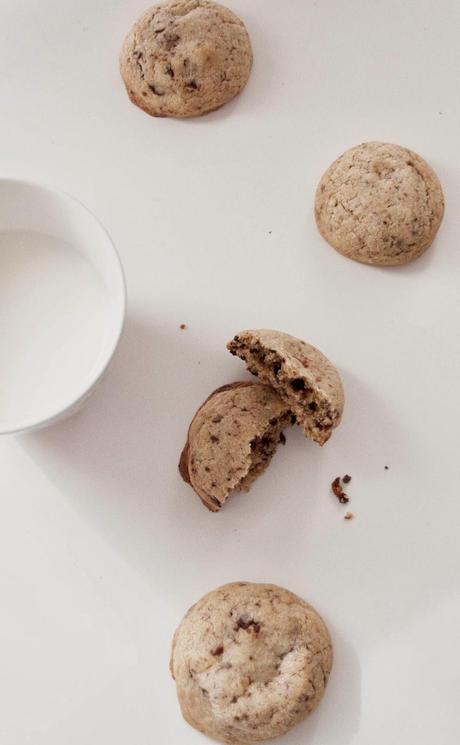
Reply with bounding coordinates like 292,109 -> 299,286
0,0 -> 459,743
0,179 -> 126,434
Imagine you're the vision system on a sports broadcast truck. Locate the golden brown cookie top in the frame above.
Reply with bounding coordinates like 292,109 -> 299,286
120,0 -> 252,118
315,141 -> 444,266
171,582 -> 333,744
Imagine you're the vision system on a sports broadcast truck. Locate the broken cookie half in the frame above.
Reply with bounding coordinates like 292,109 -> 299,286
179,382 -> 292,511
227,330 -> 344,445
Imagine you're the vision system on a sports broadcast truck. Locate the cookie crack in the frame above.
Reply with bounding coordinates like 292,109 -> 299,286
132,48 -> 145,79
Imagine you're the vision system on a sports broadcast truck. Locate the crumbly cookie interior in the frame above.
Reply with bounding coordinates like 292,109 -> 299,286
228,338 -> 336,445
237,412 -> 292,492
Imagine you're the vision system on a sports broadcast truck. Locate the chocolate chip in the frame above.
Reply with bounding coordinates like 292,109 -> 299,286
163,32 -> 180,50
210,435 -> 219,443
279,432 -> 286,445
148,83 -> 164,96
308,401 -> 318,412
342,474 -> 351,483
236,617 -> 260,633
211,645 -> 224,656
290,414 -> 297,424
291,378 -> 305,391
273,362 -> 281,377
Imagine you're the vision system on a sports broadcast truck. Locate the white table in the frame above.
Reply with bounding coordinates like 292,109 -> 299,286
1,1 -> 459,743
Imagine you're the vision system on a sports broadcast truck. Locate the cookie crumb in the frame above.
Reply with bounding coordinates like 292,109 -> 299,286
344,512 -> 354,520
179,323 -> 187,330
342,474 -> 351,483
384,465 -> 389,470
331,476 -> 349,504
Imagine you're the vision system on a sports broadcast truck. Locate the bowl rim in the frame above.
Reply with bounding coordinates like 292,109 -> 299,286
0,177 -> 127,435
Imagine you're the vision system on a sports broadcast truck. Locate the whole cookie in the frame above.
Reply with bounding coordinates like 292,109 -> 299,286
179,382 -> 292,511
170,582 -> 333,744
227,330 -> 344,446
315,141 -> 444,266
120,0 -> 252,118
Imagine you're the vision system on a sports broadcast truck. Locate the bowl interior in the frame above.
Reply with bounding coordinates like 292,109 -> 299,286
0,179 -> 125,434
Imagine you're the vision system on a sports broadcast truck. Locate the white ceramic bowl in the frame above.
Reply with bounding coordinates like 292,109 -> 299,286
0,179 -> 126,435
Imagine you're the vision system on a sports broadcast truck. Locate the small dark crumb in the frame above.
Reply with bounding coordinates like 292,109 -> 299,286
279,432 -> 286,445
211,645 -> 224,656
344,512 -> 354,520
268,230 -> 272,234
343,474 -> 351,484
332,476 -> 349,504
179,323 -> 187,330
384,465 -> 389,470
210,435 -> 219,443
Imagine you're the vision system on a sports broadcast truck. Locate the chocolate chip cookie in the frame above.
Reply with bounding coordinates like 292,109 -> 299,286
315,141 -> 444,266
227,330 -> 344,445
179,382 -> 292,511
170,582 -> 333,744
120,0 -> 253,118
